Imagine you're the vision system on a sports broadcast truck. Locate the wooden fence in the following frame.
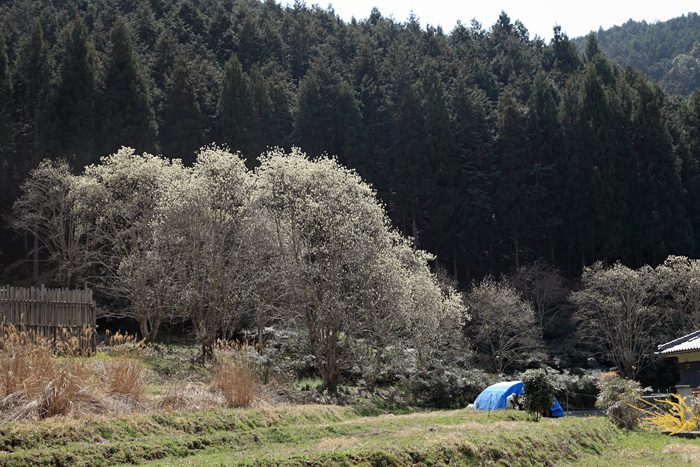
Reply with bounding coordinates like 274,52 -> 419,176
0,285 -> 96,352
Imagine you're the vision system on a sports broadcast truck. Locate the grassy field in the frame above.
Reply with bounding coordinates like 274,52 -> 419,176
2,405 -> 700,466
2,329 -> 698,466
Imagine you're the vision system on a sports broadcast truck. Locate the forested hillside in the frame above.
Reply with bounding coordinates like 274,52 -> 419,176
573,13 -> 700,96
2,0 -> 700,283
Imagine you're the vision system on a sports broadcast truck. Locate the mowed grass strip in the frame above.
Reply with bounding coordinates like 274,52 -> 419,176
2,406 -> 697,466
148,411 -> 617,466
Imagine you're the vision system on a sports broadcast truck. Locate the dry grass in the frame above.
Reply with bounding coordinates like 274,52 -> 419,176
663,444 -> 700,463
211,340 -> 263,408
159,381 -> 225,412
103,332 -> 146,400
0,324 -> 100,422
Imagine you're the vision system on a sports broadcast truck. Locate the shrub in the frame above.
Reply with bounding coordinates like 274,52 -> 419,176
547,369 -> 599,410
634,394 -> 700,434
0,324 -> 97,421
403,360 -> 491,408
212,341 -> 262,408
520,369 -> 556,421
104,332 -> 146,400
595,372 -> 644,430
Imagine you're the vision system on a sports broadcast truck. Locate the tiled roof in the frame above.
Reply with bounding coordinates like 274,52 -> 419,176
657,330 -> 700,355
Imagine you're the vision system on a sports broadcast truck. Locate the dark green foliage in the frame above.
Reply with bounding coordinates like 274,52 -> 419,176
0,32 -> 13,191
1,1 -> 700,302
542,26 -> 582,82
45,17 -> 96,169
216,53 -> 249,155
573,13 -> 700,96
160,53 -> 202,163
294,47 -> 341,157
520,368 -> 556,421
100,17 -> 157,156
387,44 -> 425,242
334,82 -> 368,170
419,57 -> 460,263
13,19 -> 51,175
495,92 -> 529,268
404,362 -> 491,408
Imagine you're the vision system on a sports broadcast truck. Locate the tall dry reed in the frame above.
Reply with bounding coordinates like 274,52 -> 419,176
104,331 -> 146,401
211,341 -> 262,408
0,324 -> 96,421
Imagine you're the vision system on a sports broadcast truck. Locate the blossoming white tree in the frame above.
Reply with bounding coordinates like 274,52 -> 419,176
253,148 -> 467,389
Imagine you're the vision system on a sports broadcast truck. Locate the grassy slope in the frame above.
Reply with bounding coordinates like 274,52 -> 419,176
2,406 -> 698,467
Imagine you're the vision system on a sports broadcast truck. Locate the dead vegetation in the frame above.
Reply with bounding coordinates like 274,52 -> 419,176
0,325 -> 272,423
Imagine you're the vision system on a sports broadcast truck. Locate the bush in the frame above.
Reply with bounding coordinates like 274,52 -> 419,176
546,369 -> 600,410
595,372 -> 644,430
403,360 -> 491,408
104,332 -> 146,400
212,341 -> 262,408
254,328 -> 316,380
520,369 -> 556,421
635,394 -> 700,434
0,324 -> 97,421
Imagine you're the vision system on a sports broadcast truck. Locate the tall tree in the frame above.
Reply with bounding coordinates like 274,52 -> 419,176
13,19 -> 50,176
160,52 -> 203,162
495,92 -> 529,269
46,17 -> 96,169
12,19 -> 51,282
100,17 -> 158,156
333,82 -> 368,171
571,262 -> 660,380
419,57 -> 459,267
216,53 -> 250,155
0,31 -> 13,193
626,72 -> 691,264
245,64 -> 275,158
294,47 -> 340,157
449,80 -> 495,279
388,44 -> 425,243
525,73 -> 564,261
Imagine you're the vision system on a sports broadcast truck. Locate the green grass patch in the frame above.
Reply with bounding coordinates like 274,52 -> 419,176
2,406 -> 699,466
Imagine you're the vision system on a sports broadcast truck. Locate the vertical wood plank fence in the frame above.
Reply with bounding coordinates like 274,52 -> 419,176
0,285 -> 96,352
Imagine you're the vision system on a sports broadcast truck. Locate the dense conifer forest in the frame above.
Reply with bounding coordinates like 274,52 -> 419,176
3,1 -> 700,389
573,12 -> 700,96
2,0 -> 700,281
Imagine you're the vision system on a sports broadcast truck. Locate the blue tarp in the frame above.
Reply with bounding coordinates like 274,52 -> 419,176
473,380 -> 564,417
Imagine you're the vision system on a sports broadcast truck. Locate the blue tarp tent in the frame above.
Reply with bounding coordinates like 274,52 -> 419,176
473,381 -> 564,417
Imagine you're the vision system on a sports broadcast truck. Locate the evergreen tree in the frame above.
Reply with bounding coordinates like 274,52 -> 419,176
627,72 -> 692,264
564,62 -> 623,267
525,72 -> 564,262
47,17 -> 96,169
583,32 -> 601,63
294,47 -> 340,157
543,26 -> 582,83
353,43 -> 391,197
449,77 -> 495,279
264,65 -> 294,151
100,17 -> 158,156
388,45 -> 425,242
495,92 -> 529,268
419,57 -> 460,265
216,53 -> 250,155
160,53 -> 203,163
0,31 -> 13,191
246,64 -> 274,158
684,90 -> 700,255
13,19 -> 51,176
334,82 -> 368,172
